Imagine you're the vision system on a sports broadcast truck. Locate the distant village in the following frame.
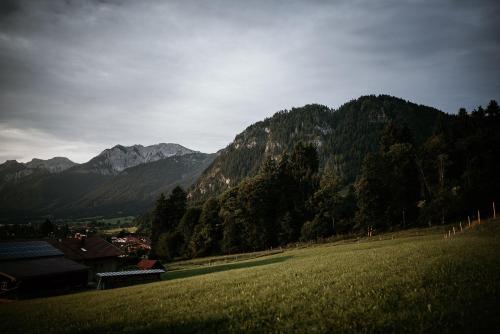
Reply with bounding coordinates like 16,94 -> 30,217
0,218 -> 164,299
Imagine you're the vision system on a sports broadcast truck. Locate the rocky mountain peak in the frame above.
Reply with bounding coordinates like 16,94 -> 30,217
85,143 -> 197,174
26,157 -> 77,173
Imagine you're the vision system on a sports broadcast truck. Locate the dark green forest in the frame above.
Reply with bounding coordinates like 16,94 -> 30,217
147,99 -> 500,260
190,95 -> 444,201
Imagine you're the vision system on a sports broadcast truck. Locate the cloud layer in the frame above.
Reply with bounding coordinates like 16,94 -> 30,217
1,0 -> 499,162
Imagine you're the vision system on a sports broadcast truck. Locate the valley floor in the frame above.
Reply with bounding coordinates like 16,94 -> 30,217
1,220 -> 500,333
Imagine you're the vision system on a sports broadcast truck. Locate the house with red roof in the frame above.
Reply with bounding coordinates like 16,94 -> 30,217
137,259 -> 165,271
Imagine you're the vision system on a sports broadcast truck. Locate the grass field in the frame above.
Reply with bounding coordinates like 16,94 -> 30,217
60,216 -> 136,225
1,220 -> 500,333
99,226 -> 138,236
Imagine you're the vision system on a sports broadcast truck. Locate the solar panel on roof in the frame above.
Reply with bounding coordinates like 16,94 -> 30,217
0,241 -> 63,260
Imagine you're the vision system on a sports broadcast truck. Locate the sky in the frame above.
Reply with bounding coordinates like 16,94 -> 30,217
0,0 -> 499,163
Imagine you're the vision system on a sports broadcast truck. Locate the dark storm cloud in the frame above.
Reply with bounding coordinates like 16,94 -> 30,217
0,0 -> 20,17
0,0 -> 498,162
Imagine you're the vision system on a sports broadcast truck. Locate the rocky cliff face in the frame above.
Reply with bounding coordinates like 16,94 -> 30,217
76,143 -> 196,175
0,143 -> 197,181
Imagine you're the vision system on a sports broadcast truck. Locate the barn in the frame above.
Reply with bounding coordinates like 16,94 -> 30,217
0,241 -> 88,298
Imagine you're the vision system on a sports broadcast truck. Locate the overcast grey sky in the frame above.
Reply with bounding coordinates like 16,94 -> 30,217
0,0 -> 499,163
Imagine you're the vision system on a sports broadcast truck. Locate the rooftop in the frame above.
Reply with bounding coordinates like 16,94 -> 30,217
49,236 -> 123,261
0,256 -> 88,279
137,259 -> 164,270
96,269 -> 164,278
0,241 -> 63,261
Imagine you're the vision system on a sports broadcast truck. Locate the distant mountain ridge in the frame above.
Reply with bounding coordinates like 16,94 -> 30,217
0,157 -> 77,184
0,143 -> 213,221
0,143 -> 196,182
26,157 -> 77,173
73,143 -> 196,175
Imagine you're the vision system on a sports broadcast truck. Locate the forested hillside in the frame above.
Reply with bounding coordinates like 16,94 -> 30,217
148,98 -> 500,260
189,95 -> 445,201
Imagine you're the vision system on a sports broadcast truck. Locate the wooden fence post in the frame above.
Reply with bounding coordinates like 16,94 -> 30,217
460,222 -> 462,232
468,216 -> 471,227
453,227 -> 456,235
478,210 -> 481,224
494,202 -> 496,219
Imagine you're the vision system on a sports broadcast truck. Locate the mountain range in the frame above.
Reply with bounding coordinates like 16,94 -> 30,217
0,157 -> 77,183
0,144 -> 214,221
0,95 -> 449,221
72,143 -> 196,175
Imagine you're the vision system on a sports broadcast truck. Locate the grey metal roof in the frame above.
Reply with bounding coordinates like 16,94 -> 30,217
96,269 -> 165,278
0,256 -> 88,279
0,241 -> 63,261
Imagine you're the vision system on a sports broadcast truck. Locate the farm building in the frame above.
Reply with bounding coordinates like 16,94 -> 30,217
137,259 -> 165,271
96,269 -> 165,290
49,236 -> 123,283
0,241 -> 88,297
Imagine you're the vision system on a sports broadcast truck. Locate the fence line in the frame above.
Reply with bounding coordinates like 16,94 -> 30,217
444,201 -> 496,239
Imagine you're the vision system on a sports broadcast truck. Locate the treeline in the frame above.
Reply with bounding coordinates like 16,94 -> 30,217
148,100 -> 500,260
0,219 -> 70,240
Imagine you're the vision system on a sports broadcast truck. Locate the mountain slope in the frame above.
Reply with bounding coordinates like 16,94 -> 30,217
0,149 -> 213,221
190,95 -> 446,200
66,152 -> 215,216
0,171 -> 112,221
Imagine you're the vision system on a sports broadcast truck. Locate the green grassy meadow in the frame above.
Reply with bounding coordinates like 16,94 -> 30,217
99,226 -> 138,236
1,220 -> 500,333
